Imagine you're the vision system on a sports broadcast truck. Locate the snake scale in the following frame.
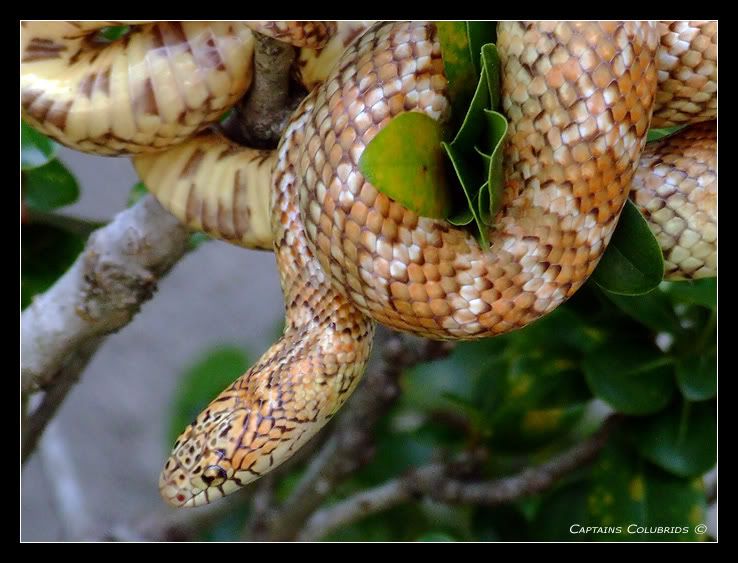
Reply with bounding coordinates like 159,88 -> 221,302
21,21 -> 716,507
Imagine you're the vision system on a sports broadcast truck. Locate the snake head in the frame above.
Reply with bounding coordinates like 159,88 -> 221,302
159,408 -> 241,508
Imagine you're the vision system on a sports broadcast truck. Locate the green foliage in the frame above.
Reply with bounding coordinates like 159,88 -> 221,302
647,125 -> 687,143
21,224 -> 85,309
24,159 -> 80,212
535,440 -> 707,541
21,124 -> 88,309
592,201 -> 665,295
630,400 -> 716,478
21,121 -> 56,170
583,339 -> 675,415
359,112 -> 453,219
97,25 -> 132,42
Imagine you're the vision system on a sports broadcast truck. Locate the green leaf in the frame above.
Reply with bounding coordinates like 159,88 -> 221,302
467,23 -> 498,76
647,125 -> 687,143
23,159 -> 79,212
188,232 -> 212,250
481,351 -> 589,450
630,400 -> 716,478
601,288 -> 680,334
586,442 -> 706,541
592,200 -> 665,295
359,112 -> 453,219
476,109 -> 507,224
98,25 -> 131,42
583,339 -> 674,415
21,121 -> 56,170
676,349 -> 716,401
168,346 -> 250,445
127,182 -> 149,207
480,43 -> 502,111
435,22 -> 478,134
219,108 -> 234,124
534,482 -> 591,541
662,278 -> 716,310
444,69 -> 491,246
537,441 -> 707,541
21,223 -> 84,309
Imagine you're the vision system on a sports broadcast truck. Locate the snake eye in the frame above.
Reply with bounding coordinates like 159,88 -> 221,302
201,465 -> 228,487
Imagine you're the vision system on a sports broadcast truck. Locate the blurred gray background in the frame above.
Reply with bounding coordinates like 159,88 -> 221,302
22,148 -> 285,540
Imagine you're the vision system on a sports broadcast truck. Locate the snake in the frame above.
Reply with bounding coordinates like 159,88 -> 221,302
21,21 -> 717,508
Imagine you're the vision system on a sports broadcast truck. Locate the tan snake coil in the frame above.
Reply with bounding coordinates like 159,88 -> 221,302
20,21 -> 716,508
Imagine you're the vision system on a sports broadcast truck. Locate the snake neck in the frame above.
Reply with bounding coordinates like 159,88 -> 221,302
160,91 -> 375,508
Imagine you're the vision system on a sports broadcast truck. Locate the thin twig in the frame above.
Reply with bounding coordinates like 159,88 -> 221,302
37,418 -> 94,539
21,196 -> 189,463
220,32 -> 301,148
22,338 -> 102,463
298,416 -> 621,541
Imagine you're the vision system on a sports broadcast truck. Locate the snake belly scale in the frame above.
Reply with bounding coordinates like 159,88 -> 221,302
20,21 -> 716,507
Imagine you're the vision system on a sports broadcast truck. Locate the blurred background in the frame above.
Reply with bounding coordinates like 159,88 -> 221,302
21,147 -> 285,540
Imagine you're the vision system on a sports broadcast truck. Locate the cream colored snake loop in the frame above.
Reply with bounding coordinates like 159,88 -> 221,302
20,21 -> 716,508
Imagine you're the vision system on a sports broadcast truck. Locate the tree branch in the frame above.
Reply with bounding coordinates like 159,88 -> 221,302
21,195 -> 189,462
298,416 -> 621,541
248,329 -> 455,541
220,32 -> 301,148
22,195 -> 189,397
21,338 -> 102,463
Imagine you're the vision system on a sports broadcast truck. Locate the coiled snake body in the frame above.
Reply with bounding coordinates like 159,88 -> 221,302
21,21 -> 717,507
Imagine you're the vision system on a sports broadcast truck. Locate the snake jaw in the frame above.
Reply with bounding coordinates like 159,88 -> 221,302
159,409 -> 242,507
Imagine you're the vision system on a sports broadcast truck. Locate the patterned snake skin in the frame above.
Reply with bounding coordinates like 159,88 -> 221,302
20,21 -> 716,507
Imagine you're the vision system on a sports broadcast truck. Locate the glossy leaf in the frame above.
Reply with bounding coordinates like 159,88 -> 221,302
583,339 -> 674,415
359,112 -> 453,219
435,22 -> 478,134
23,159 -> 80,212
444,69 -> 491,246
21,121 -> 56,170
21,223 -> 84,309
586,442 -> 706,541
467,22 -> 497,75
647,125 -> 686,143
601,288 -> 680,334
676,349 -> 716,401
98,25 -> 131,42
630,400 -> 716,478
663,278 -> 716,310
481,43 -> 502,111
536,441 -> 707,541
476,109 -> 507,224
168,346 -> 249,444
592,200 -> 665,295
